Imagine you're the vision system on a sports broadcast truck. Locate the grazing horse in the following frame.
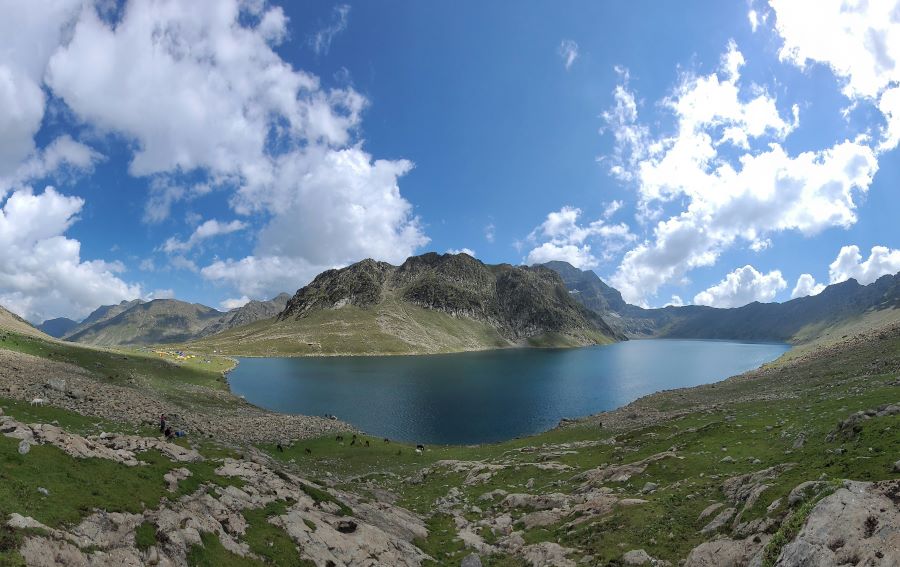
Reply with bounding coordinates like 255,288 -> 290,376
364,440 -> 370,447
415,444 -> 425,454
304,448 -> 312,455
30,398 -> 44,407
383,438 -> 390,444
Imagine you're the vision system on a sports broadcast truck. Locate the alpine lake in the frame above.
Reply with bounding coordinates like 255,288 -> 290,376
228,339 -> 789,445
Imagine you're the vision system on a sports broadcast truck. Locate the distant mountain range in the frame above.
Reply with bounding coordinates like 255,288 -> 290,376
539,261 -> 900,343
18,253 -> 900,353
192,253 -> 622,356
36,294 -> 290,347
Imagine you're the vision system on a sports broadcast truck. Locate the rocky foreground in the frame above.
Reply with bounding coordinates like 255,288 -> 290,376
2,411 -> 428,566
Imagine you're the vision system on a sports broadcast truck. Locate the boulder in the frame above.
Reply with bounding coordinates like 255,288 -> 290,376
775,480 -> 900,566
684,534 -> 769,566
622,548 -> 653,565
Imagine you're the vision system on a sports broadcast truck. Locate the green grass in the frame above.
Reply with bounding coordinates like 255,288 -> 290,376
134,521 -> 157,551
242,501 -> 314,567
187,531 -> 266,567
188,300 -> 605,357
0,331 -> 234,402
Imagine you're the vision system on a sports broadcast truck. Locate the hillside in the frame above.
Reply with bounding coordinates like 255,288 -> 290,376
0,306 -> 51,339
64,299 -> 225,346
195,293 -> 291,338
193,253 -> 622,356
62,299 -> 145,340
36,317 -> 78,338
543,261 -> 900,344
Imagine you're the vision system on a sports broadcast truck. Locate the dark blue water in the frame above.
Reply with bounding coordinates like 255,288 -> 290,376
228,339 -> 789,445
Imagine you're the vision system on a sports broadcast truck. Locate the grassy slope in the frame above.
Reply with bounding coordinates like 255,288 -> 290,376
189,301 -> 520,356
0,330 -> 235,412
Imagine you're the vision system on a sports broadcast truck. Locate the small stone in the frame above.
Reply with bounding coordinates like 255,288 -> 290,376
641,482 -> 659,494
720,456 -> 735,463
17,440 -> 30,455
460,553 -> 483,567
37,487 -> 49,496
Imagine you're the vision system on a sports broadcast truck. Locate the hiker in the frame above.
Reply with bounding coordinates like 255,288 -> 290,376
159,414 -> 166,432
164,426 -> 174,440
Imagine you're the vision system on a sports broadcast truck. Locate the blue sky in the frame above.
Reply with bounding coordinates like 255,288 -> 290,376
2,0 -> 900,322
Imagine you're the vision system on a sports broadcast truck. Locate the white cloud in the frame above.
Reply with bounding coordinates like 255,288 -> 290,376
146,288 -> 175,300
603,42 -> 878,304
665,295 -> 684,307
525,206 -> 636,269
748,10 -> 759,32
0,187 -> 141,322
13,0 -> 427,300
201,255 -> 316,298
0,0 -> 82,176
310,4 -> 350,55
829,244 -> 900,285
769,0 -> 900,150
791,273 -> 825,298
0,135 -> 103,197
447,248 -> 476,257
558,40 -> 579,70
602,200 -> 624,219
694,265 -> 787,308
162,219 -> 248,253
220,296 -> 250,310
484,223 -> 496,243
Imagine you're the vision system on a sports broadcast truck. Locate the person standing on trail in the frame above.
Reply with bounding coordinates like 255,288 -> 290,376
159,414 -> 167,433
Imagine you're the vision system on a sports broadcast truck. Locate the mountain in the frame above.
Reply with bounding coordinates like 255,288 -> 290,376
64,299 -> 225,346
37,317 -> 79,338
192,253 -> 623,356
195,293 -> 291,338
542,261 -> 900,343
62,299 -> 145,340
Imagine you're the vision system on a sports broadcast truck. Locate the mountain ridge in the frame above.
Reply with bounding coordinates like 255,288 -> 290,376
195,252 -> 622,356
540,261 -> 900,343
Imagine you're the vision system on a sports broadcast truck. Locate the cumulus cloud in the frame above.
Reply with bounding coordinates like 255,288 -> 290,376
769,0 -> 900,150
603,41 -> 878,304
0,187 -> 141,322
558,40 -> 579,70
791,273 -> 825,299
0,0 -> 82,176
694,265 -> 787,308
829,245 -> 900,285
447,248 -> 476,257
162,219 -> 248,253
524,206 -> 636,269
11,0 -> 428,300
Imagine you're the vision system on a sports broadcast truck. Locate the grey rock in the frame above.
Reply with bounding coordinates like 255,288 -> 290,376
461,553 -> 483,567
775,480 -> 900,566
622,548 -> 653,565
